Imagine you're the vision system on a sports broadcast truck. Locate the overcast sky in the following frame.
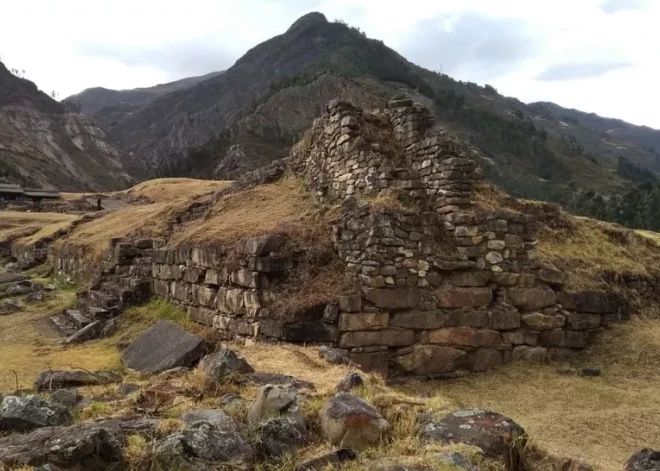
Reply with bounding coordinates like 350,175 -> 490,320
1,0 -> 658,128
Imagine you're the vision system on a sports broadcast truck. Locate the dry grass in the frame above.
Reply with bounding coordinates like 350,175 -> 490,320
173,177 -> 334,245
57,178 -> 232,262
0,211 -> 77,246
0,289 -> 120,391
538,216 -> 660,290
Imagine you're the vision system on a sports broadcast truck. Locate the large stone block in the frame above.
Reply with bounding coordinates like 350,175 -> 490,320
449,271 -> 492,287
537,268 -> 567,287
363,288 -> 421,310
231,269 -> 258,289
339,329 -> 414,348
194,285 -> 218,308
448,309 -> 490,328
252,256 -> 291,273
539,330 -> 589,349
567,312 -> 602,330
204,269 -> 224,286
472,348 -> 502,371
244,291 -> 262,317
121,321 -> 208,374
502,329 -> 538,346
393,345 -> 467,375
339,295 -> 362,313
390,310 -> 449,330
245,234 -> 286,256
339,312 -> 389,331
508,287 -> 556,311
170,282 -> 190,302
512,346 -> 548,363
557,291 -> 622,314
153,280 -> 169,297
436,287 -> 493,308
282,321 -> 337,343
522,312 -> 565,331
428,328 -> 500,347
489,305 -> 521,330
347,351 -> 389,376
184,267 -> 205,284
491,273 -> 534,286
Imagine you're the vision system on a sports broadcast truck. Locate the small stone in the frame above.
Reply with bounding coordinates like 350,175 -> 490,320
485,252 -> 504,264
335,372 -> 364,392
319,346 -> 351,365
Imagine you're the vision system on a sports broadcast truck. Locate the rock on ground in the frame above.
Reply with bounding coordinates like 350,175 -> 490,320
336,372 -> 364,392
26,290 -> 45,303
256,417 -> 307,458
200,348 -> 254,383
248,384 -> 305,428
0,420 -> 130,469
626,449 -> 660,471
244,372 -> 315,390
34,370 -> 122,390
49,389 -> 81,408
0,395 -> 70,432
157,422 -> 254,470
319,346 -> 351,365
181,409 -> 234,429
121,321 -> 208,374
0,298 -> 22,314
320,393 -> 391,450
296,448 -> 358,471
420,409 -> 526,461
0,271 -> 27,284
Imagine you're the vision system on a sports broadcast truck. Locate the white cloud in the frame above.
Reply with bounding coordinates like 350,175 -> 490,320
1,0 -> 658,128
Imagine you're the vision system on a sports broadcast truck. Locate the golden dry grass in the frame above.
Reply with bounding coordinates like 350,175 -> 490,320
0,289 -> 120,391
538,216 -> 660,290
57,178 -> 232,261
0,211 -> 78,246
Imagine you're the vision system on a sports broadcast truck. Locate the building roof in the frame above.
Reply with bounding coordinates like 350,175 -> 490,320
0,183 -> 24,195
22,189 -> 61,199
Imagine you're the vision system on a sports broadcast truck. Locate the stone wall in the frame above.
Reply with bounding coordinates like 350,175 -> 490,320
44,97 -> 634,378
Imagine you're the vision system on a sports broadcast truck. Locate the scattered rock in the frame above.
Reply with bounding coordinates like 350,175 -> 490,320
35,465 -> 62,471
580,367 -> 602,377
336,372 -> 364,392
35,370 -> 122,390
433,452 -> 480,471
420,409 -> 526,461
25,290 -> 44,303
0,298 -> 22,314
256,417 -> 307,458
5,281 -> 33,296
320,393 -> 391,450
295,448 -> 358,471
121,321 -> 208,374
117,383 -> 140,396
181,409 -> 234,429
200,348 -> 254,383
65,320 -> 104,344
43,283 -> 56,292
49,389 -> 81,408
0,421 -> 126,469
99,318 -> 118,338
0,271 -> 27,284
157,422 -> 254,470
0,395 -> 70,432
158,366 -> 192,378
248,384 -> 305,428
220,393 -> 244,406
625,449 -> 660,471
319,345 -> 351,365
244,372 -> 315,390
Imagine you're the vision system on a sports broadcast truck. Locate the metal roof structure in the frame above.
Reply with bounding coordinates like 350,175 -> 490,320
0,183 -> 25,195
0,184 -> 60,199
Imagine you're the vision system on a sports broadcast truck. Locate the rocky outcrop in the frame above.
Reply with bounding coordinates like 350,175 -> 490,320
626,449 -> 660,471
34,370 -> 121,391
200,348 -> 254,383
0,395 -> 70,432
121,321 -> 208,374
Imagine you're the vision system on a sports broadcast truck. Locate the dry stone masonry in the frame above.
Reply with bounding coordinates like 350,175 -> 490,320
47,97 -> 630,378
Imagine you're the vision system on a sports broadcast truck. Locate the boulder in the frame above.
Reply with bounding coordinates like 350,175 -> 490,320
433,452 -> 480,471
157,422 -> 254,470
625,449 -> 660,471
557,291 -> 622,314
6,282 -> 33,296
319,346 -> 351,365
0,298 -> 22,314
0,395 -> 70,432
35,370 -> 122,390
0,421 -> 124,470
49,389 -> 81,408
248,384 -> 305,428
121,321 -> 208,374
420,409 -> 526,460
320,393 -> 391,450
255,417 -> 307,458
200,348 -> 254,383
392,345 -> 467,376
0,271 -> 27,283
26,290 -> 45,303
116,383 -> 140,396
245,233 -> 286,256
244,372 -> 315,391
181,409 -> 234,429
43,283 -> 56,291
65,320 -> 104,344
336,372 -> 364,392
296,448 -> 358,471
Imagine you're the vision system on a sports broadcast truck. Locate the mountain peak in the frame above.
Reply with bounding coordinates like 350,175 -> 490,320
287,12 -> 328,32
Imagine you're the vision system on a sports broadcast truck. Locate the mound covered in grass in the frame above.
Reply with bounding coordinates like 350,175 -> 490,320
0,211 -> 78,247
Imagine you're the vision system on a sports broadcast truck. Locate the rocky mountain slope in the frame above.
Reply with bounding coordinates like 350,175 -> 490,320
0,61 -> 133,191
96,12 -> 658,207
66,71 -> 223,129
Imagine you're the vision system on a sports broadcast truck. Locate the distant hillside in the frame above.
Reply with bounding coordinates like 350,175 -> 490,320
65,71 -> 223,128
0,61 -> 132,191
530,101 -> 660,173
79,12 -> 660,229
